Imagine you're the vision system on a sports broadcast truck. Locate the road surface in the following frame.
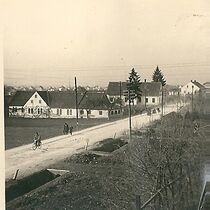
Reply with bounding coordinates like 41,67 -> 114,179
5,105 -> 177,180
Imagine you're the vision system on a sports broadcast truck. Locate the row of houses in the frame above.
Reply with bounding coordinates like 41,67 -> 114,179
8,91 -> 122,119
7,81 -> 163,119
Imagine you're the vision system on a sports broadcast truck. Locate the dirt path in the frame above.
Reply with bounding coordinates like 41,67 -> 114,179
5,105 -> 176,180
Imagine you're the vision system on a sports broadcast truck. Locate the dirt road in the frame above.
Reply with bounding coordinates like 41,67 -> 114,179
5,105 -> 176,180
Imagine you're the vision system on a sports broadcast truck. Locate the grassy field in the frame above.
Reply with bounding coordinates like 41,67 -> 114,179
6,114 -> 210,210
4,117 -> 111,150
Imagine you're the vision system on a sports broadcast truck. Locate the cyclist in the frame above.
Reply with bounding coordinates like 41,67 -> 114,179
33,132 -> 41,147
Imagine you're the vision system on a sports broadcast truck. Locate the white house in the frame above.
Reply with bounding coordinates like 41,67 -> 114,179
180,80 -> 205,95
106,81 -> 162,106
9,90 -> 121,119
9,91 -> 50,118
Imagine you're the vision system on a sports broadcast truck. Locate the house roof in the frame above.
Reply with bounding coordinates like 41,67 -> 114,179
48,91 -> 79,108
106,81 -> 161,96
9,91 -> 34,106
9,91 -> 50,106
106,82 -> 127,96
37,91 -> 50,105
9,90 -> 114,110
141,82 -> 162,96
204,82 -> 210,85
191,81 -> 205,89
80,92 -> 111,110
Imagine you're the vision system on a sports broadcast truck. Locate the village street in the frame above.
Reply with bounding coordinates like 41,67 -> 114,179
5,104 -> 177,181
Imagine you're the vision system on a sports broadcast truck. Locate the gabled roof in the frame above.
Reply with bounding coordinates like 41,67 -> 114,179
9,91 -> 34,106
106,81 -> 161,97
191,81 -> 205,89
141,82 -> 162,96
9,91 -> 51,106
48,91 -> 79,108
106,82 -> 127,96
80,92 -> 111,110
37,91 -> 50,105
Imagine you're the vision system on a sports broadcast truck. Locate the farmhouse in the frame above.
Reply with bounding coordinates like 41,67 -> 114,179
180,80 -> 205,95
80,92 -> 122,119
9,91 -> 50,118
8,91 -> 121,119
106,81 -> 162,106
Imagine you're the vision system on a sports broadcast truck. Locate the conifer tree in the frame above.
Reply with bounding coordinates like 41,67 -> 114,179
152,66 -> 166,86
127,68 -> 142,99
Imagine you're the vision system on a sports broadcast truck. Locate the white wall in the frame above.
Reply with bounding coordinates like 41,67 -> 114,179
88,110 -> 109,118
23,92 -> 49,118
139,96 -> 160,105
181,82 -> 200,95
50,108 -> 76,118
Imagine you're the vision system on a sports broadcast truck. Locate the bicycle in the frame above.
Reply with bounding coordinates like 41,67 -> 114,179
32,141 -> 42,150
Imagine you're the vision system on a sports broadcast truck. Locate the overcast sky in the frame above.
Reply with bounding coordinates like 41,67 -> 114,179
3,0 -> 210,87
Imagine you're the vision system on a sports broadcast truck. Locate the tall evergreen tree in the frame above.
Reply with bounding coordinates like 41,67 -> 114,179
152,66 -> 166,86
127,68 -> 142,99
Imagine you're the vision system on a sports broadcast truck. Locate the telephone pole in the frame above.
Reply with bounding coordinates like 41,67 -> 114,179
192,85 -> 194,112
161,84 -> 164,117
144,79 -> 147,109
128,88 -> 132,142
119,81 -> 122,113
74,77 -> 79,130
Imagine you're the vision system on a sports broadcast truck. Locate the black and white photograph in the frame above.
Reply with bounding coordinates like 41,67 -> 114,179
2,0 -> 210,209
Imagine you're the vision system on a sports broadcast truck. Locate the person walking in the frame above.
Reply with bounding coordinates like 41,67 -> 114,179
63,123 -> 69,135
33,132 -> 41,147
69,125 -> 73,135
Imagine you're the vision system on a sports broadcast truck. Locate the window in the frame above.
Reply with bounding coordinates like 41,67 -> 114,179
60,109 -> 62,115
35,94 -> 37,98
139,97 -> 141,103
111,110 -> 114,115
21,108 -> 24,113
67,109 -> 69,115
187,85 -> 188,88
28,108 -> 30,114
31,100 -> 33,104
70,109 -> 72,115
152,98 -> 155,103
39,100 -> 41,104
80,110 -> 84,115
99,111 -> 102,115
110,97 -> 114,102
115,110 -> 118,114
41,108 -> 43,114
146,98 -> 148,103
37,108 -> 40,114
12,107 -> 15,113
87,110 -> 91,114
31,108 -> 33,114
118,110 -> 121,114
57,109 -> 59,115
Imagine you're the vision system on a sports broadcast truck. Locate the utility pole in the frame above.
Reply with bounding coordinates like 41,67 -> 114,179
124,80 -> 132,142
74,77 -> 79,130
128,87 -> 132,142
161,84 -> 164,117
144,79 -> 147,109
119,81 -> 122,113
192,85 -> 194,112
